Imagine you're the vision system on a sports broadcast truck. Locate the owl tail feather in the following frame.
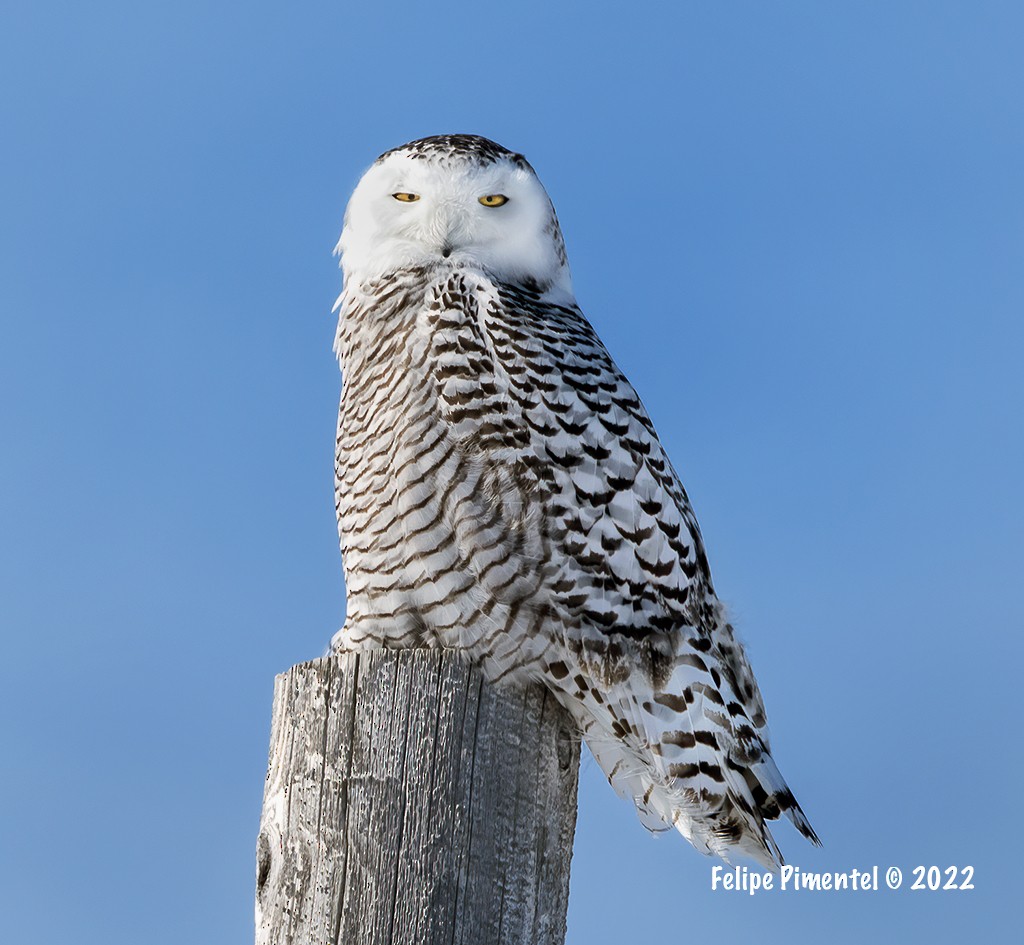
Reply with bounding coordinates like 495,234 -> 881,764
576,688 -> 819,870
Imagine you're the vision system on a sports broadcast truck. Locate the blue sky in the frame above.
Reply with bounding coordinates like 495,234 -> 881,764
1,1 -> 1021,942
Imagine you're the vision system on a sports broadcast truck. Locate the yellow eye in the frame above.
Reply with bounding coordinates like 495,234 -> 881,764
478,194 -> 509,207
392,192 -> 420,202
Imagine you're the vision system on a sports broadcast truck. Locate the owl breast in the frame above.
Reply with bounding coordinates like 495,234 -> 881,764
335,265 -> 711,682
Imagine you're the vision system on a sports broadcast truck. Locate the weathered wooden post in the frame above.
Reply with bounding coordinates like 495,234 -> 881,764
255,649 -> 580,945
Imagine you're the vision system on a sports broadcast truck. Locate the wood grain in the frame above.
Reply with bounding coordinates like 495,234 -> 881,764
256,649 -> 579,945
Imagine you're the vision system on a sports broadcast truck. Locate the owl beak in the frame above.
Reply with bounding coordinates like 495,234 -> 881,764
434,204 -> 462,259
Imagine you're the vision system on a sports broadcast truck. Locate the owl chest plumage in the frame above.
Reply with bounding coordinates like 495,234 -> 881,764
335,266 -> 712,676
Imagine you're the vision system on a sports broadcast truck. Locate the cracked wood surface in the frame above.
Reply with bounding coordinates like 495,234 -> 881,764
255,650 -> 580,945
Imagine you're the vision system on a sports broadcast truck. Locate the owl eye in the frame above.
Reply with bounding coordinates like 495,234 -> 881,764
392,192 -> 420,202
478,194 -> 509,207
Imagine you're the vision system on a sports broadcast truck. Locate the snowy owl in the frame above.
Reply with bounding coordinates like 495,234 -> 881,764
331,134 -> 818,866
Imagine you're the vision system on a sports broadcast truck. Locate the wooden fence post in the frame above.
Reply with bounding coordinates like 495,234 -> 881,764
255,649 -> 580,945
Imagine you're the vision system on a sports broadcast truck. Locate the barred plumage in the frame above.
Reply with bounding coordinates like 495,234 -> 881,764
332,134 -> 819,866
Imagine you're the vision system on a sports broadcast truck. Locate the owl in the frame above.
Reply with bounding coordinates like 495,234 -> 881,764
332,134 -> 818,867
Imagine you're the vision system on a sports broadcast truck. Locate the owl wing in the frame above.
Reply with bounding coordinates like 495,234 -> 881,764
488,282 -> 818,860
484,283 -> 715,638
423,273 -> 707,630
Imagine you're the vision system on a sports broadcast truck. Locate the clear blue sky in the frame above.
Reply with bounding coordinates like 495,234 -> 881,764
1,2 -> 1020,942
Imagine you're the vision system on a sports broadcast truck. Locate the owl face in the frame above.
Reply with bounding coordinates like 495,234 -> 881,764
338,136 -> 571,295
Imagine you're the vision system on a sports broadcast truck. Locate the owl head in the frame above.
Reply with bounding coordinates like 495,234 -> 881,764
337,135 -> 572,295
